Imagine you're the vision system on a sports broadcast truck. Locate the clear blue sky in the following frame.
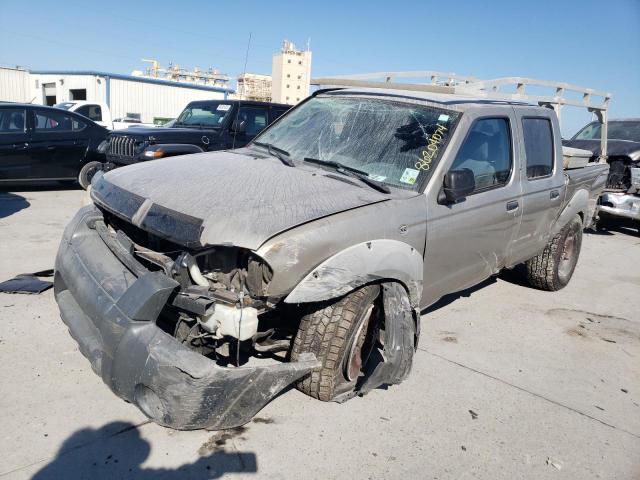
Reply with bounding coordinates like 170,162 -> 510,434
1,0 -> 638,135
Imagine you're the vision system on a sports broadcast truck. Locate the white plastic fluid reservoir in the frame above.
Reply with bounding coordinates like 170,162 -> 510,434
200,304 -> 259,341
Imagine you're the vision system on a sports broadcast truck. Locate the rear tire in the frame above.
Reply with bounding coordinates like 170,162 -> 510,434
291,285 -> 381,401
525,215 -> 583,291
78,161 -> 102,190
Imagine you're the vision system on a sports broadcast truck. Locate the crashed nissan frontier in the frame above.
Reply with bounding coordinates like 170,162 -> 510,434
54,83 -> 609,430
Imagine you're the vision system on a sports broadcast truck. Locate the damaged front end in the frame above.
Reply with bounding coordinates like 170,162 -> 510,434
54,205 -> 319,430
599,162 -> 640,222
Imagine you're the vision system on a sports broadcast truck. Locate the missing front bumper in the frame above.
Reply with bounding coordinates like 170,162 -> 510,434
54,206 -> 318,430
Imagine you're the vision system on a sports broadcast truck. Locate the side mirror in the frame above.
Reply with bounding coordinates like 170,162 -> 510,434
231,119 -> 246,134
441,169 -> 475,204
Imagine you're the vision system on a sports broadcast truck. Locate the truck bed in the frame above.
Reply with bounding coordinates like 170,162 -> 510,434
564,163 -> 610,228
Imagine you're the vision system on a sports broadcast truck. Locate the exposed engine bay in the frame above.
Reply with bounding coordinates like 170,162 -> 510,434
101,209 -> 293,367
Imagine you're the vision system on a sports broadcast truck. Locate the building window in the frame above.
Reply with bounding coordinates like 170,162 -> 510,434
297,86 -> 300,89
70,89 -> 87,101
286,96 -> 290,100
296,98 -> 300,101
286,74 -> 290,78
286,84 -> 290,88
287,59 -> 291,64
297,75 -> 301,80
298,61 -> 302,65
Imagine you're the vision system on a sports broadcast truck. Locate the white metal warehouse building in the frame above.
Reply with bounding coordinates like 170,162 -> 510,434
0,66 -> 233,124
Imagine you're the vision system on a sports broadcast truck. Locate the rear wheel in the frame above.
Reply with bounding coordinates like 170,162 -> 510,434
78,161 -> 102,190
525,215 -> 583,291
291,285 -> 381,401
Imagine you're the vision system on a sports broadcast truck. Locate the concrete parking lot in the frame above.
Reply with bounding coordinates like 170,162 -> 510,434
0,188 -> 639,480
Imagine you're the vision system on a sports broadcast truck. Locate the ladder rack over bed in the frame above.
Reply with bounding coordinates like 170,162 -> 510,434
311,71 -> 612,160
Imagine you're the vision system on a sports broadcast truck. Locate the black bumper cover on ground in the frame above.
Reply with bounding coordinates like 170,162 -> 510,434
54,206 -> 318,430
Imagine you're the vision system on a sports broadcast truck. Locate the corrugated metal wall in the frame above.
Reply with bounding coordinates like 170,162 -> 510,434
1,70 -> 227,122
0,67 -> 31,102
109,79 -> 225,123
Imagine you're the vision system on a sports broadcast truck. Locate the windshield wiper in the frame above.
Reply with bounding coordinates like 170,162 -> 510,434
253,141 -> 295,167
303,157 -> 391,193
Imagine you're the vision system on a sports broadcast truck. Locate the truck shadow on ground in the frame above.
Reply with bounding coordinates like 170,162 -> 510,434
31,421 -> 257,480
422,277 -> 497,315
0,193 -> 30,219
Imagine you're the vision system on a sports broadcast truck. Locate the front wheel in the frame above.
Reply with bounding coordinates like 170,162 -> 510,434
525,215 -> 583,291
290,285 -> 381,401
78,161 -> 103,190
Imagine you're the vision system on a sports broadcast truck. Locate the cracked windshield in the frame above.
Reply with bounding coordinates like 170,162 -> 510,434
254,96 -> 460,189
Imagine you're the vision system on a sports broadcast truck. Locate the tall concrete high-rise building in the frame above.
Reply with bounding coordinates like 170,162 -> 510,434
271,40 -> 312,105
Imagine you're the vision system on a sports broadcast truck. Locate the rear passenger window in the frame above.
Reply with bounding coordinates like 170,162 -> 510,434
523,118 -> 554,179
0,109 -> 26,133
450,118 -> 512,192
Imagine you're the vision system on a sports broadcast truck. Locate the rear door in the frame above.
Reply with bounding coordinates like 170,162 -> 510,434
509,108 -> 565,264
0,107 -> 32,181
30,109 -> 89,179
422,108 -> 523,305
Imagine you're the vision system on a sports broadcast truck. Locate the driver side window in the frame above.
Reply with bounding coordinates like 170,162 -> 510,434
449,118 -> 512,193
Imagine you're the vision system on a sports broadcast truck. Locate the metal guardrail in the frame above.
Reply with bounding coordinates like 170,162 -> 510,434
311,71 -> 612,160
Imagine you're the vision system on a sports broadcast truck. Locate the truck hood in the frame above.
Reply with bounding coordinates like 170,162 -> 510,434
111,126 -> 221,145
563,139 -> 640,161
91,151 -> 390,249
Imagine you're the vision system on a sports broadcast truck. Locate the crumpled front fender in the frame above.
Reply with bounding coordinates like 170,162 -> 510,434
284,239 -> 423,308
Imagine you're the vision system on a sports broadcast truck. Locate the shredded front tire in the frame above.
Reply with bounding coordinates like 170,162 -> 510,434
291,285 -> 381,401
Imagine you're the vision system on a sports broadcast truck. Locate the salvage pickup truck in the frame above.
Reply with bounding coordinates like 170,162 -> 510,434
54,79 -> 609,430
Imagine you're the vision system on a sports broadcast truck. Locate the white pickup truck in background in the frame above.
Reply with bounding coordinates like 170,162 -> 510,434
54,101 -> 157,130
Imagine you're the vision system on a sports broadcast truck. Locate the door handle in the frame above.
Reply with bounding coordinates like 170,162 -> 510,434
506,200 -> 519,212
550,190 -> 560,200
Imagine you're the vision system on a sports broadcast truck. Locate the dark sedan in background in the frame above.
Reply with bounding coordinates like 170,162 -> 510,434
0,103 -> 108,188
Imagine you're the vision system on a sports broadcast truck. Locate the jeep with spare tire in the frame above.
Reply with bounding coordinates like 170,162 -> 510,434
54,75 -> 610,430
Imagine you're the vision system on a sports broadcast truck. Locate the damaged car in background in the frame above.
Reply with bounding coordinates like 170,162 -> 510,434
54,76 -> 610,430
565,118 -> 640,234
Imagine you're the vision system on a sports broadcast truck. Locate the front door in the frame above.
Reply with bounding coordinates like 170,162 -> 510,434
422,111 -> 523,306
0,107 -> 32,181
29,109 -> 88,180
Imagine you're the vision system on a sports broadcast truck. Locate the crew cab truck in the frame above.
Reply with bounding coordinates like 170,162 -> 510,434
565,118 -> 640,234
53,76 -> 609,430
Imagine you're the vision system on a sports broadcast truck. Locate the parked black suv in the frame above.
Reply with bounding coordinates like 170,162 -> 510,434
0,103 -> 107,187
103,100 -> 289,171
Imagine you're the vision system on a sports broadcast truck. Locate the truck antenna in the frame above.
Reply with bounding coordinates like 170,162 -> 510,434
232,32 -> 252,150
